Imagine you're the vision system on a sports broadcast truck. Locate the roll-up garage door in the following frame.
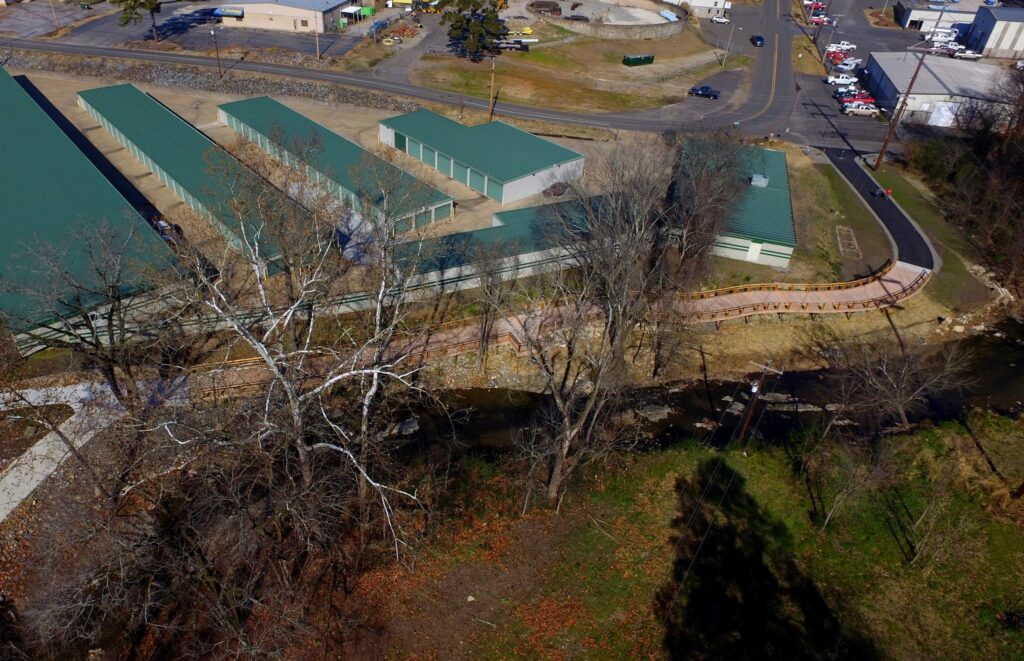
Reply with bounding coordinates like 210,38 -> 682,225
422,146 -> 436,168
454,161 -> 469,185
407,138 -> 421,160
469,169 -> 486,193
486,178 -> 503,202
437,154 -> 452,177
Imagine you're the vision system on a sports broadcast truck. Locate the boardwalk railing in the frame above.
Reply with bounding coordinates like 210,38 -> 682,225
688,259 -> 895,299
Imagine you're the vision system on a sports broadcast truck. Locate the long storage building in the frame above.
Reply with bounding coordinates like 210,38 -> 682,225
218,96 -> 454,231
378,110 -> 584,205
0,68 -> 170,347
78,84 -> 288,260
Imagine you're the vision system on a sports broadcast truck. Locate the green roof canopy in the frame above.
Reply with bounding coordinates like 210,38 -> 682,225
218,96 -> 452,212
381,110 -> 583,184
727,147 -> 796,247
0,69 -> 171,328
78,84 -> 288,259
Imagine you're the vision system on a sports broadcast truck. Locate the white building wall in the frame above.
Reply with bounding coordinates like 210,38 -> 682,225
712,235 -> 793,268
500,158 -> 585,204
221,4 -> 332,33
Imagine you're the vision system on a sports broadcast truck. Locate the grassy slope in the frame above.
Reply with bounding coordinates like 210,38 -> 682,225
872,165 -> 991,312
385,412 -> 1024,659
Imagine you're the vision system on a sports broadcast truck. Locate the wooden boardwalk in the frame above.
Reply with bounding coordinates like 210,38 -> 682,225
189,261 -> 931,400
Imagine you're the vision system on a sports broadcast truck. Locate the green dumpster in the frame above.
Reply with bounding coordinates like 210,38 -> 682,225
622,54 -> 654,67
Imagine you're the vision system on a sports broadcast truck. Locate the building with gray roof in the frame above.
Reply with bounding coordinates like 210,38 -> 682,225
966,6 -> 1024,59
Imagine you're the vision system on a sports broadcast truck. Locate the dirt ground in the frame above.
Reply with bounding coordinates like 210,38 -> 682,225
0,405 -> 73,471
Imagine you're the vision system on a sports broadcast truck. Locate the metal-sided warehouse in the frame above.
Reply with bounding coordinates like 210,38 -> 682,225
378,109 -> 585,206
217,96 -> 454,231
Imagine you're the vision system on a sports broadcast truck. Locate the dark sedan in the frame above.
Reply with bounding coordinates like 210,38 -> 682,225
751,35 -> 766,47
688,85 -> 721,100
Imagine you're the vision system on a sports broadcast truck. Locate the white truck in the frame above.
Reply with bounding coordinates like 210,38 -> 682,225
953,49 -> 983,60
843,103 -> 880,117
827,41 -> 857,52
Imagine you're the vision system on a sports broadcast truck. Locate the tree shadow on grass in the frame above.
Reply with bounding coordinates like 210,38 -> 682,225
655,459 -> 878,660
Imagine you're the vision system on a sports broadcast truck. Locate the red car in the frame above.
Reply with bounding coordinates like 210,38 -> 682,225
839,93 -> 875,105
808,1 -> 826,9
810,15 -> 832,25
827,51 -> 847,64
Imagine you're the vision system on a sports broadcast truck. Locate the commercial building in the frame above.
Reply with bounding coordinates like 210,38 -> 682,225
378,110 -> 585,205
894,0 -> 982,33
218,96 -> 454,231
966,6 -> 1024,59
0,68 -> 170,348
78,83 -> 287,260
214,0 -> 354,34
712,147 -> 796,268
861,52 -> 1005,126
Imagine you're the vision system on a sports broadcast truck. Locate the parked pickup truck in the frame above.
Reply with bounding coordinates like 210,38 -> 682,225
826,73 -> 857,85
843,103 -> 880,117
953,49 -> 983,60
688,85 -> 721,100
827,41 -> 857,52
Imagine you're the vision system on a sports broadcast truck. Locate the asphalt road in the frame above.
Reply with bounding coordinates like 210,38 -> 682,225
825,147 -> 936,270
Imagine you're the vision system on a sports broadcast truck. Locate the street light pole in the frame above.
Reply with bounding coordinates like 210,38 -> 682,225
488,56 -> 497,122
211,29 -> 223,79
46,0 -> 60,29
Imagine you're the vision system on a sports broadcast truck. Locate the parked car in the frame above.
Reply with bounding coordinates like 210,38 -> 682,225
833,84 -> 860,97
953,49 -> 983,59
831,41 -> 857,51
688,85 -> 721,99
751,35 -> 766,47
810,15 -> 833,25
807,1 -> 826,9
839,93 -> 876,105
838,57 -> 863,67
843,103 -> 880,117
1016,59 -> 1024,71
826,73 -> 857,85
711,14 -> 730,24
835,61 -> 859,73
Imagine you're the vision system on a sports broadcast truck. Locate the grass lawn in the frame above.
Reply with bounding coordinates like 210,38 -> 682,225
411,30 -> 728,113
367,411 -> 1024,658
791,34 -> 826,77
872,165 -> 991,312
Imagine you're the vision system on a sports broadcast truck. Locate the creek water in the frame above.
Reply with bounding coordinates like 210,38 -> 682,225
419,317 -> 1024,451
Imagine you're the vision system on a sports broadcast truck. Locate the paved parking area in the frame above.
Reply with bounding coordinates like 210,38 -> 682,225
0,1 -> 107,38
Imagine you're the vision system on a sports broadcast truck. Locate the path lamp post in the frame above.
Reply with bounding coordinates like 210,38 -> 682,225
211,29 -> 223,79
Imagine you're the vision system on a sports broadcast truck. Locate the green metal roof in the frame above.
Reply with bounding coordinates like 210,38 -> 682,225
77,84 -> 286,259
380,110 -> 583,184
0,69 -> 171,328
726,147 -> 797,247
218,97 -> 452,212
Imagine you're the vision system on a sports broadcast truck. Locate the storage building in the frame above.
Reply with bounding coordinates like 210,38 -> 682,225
78,83 -> 288,260
378,110 -> 585,205
218,96 -> 454,231
664,0 -> 732,19
861,52 -> 1005,126
894,0 -> 981,33
0,68 -> 171,350
966,6 -> 1024,59
214,0 -> 354,34
712,147 -> 796,268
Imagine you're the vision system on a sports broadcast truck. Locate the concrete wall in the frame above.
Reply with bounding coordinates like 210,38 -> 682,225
530,0 -> 688,40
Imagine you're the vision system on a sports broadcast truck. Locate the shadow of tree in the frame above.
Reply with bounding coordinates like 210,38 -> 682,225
655,459 -> 878,660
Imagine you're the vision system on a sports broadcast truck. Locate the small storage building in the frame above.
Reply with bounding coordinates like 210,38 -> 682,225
0,69 -> 171,352
378,110 -> 585,205
861,52 -> 1004,126
712,147 -> 796,268
967,7 -> 1024,59
218,97 -> 454,231
894,0 -> 981,33
215,0 -> 353,34
78,83 -> 290,261
664,0 -> 732,19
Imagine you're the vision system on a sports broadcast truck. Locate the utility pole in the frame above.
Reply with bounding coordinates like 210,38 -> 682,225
487,56 -> 497,122
723,22 -> 736,68
211,29 -> 223,79
874,4 -> 948,170
314,20 -> 321,60
736,361 -> 783,445
47,0 -> 60,29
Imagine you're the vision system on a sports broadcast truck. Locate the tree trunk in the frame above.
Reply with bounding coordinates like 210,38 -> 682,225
150,10 -> 159,42
546,451 -> 565,505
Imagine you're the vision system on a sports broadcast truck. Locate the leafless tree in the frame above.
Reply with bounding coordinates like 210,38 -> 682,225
17,137 -> 457,656
512,134 -> 744,505
470,241 -> 520,367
